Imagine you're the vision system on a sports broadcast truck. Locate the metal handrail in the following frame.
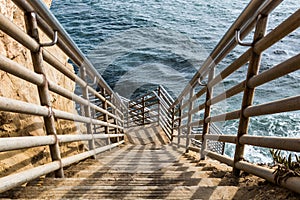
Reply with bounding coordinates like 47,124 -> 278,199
171,0 -> 282,108
12,0 -> 125,112
170,0 -> 300,194
26,0 -> 116,96
126,86 -> 175,140
0,0 -> 299,195
0,0 -> 125,193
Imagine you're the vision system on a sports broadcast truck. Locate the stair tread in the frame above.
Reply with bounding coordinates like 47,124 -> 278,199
2,141 -> 237,199
6,186 -> 239,200
66,171 -> 212,179
38,177 -> 222,187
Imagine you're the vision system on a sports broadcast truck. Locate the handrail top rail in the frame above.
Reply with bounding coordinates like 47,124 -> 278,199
170,0 -> 282,109
0,0 -> 299,195
13,0 -> 115,97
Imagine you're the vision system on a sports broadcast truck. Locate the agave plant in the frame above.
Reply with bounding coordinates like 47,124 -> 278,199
270,149 -> 300,185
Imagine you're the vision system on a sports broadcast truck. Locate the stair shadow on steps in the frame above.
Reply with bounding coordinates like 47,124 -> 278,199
101,145 -> 155,199
40,144 -> 188,199
5,122 -> 287,199
5,146 -> 137,199
61,145 -> 139,199
125,124 -> 169,146
98,144 -> 192,199
6,144 -> 298,199
58,144 -> 210,199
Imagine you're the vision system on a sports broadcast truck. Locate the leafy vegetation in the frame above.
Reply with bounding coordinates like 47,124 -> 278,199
270,149 -> 300,185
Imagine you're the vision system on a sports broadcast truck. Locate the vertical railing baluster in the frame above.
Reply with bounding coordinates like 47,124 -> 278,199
24,12 -> 64,177
157,87 -> 161,125
113,96 -> 118,135
110,96 -> 114,147
102,89 -> 110,147
80,66 -> 95,159
186,89 -> 194,152
171,107 -> 175,141
121,107 -> 124,141
126,100 -> 129,128
119,106 -> 125,143
142,96 -> 145,125
201,68 -> 215,160
92,103 -> 97,134
102,88 -> 109,134
233,14 -> 269,176
177,101 -> 182,148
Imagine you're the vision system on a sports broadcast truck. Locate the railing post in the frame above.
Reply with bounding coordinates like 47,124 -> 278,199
118,105 -> 125,142
91,103 -> 97,134
102,88 -> 110,146
201,67 -> 215,160
112,96 -> 118,135
157,87 -> 161,125
233,14 -> 269,176
126,102 -> 129,128
121,107 -> 125,131
79,67 -> 95,159
186,89 -> 194,153
171,107 -> 175,141
177,100 -> 182,148
142,96 -> 145,125
24,12 -> 64,177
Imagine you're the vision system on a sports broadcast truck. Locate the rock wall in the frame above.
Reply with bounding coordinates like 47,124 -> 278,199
0,0 -> 83,177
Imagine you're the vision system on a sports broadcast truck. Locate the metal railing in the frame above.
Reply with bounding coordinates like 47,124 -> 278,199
0,0 -> 299,195
0,0 -> 126,193
126,86 -> 175,140
190,123 -> 225,155
127,86 -> 225,155
169,0 -> 300,194
127,89 -> 159,127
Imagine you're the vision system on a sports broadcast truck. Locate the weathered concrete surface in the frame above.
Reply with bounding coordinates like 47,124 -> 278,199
125,123 -> 170,145
1,125 -> 299,199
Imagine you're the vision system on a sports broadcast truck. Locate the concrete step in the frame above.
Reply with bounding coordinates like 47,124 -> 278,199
8,185 -> 239,199
67,170 -> 212,179
0,125 -> 241,199
39,177 -> 222,187
66,165 -> 211,174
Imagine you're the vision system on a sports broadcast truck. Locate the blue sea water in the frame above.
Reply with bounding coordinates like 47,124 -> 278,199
51,0 -> 300,163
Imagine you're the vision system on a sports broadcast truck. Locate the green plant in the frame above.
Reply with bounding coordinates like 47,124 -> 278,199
270,149 -> 300,185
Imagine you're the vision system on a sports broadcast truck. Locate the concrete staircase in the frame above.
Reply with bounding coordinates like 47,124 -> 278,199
2,124 -> 271,199
1,144 -> 241,199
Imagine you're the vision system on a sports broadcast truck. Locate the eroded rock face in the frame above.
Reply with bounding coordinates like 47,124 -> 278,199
0,0 -> 82,177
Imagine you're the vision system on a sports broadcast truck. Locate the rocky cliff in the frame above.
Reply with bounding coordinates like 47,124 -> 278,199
0,0 -> 82,177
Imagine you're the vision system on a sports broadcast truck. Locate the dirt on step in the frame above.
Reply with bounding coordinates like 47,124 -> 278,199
187,151 -> 300,200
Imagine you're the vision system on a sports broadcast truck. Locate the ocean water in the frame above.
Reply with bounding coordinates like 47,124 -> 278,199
51,0 -> 300,163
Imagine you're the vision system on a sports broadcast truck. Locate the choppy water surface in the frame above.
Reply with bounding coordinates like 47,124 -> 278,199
51,0 -> 299,163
